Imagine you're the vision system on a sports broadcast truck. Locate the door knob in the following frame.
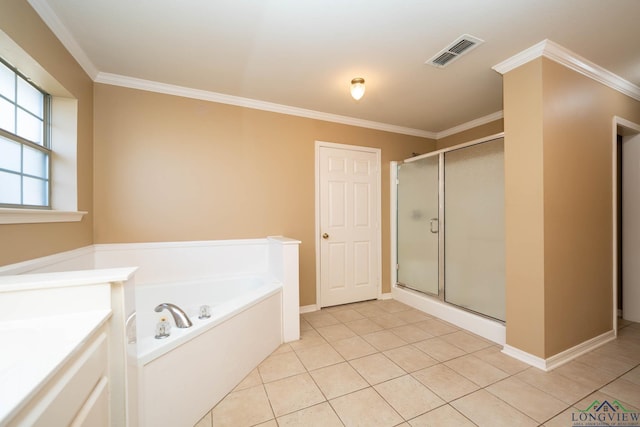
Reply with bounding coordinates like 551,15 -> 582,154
322,233 -> 329,239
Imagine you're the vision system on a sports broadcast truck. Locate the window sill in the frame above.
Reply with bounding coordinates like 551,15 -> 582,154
0,208 -> 87,224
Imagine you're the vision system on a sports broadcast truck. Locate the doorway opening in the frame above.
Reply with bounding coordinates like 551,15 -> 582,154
614,116 -> 640,332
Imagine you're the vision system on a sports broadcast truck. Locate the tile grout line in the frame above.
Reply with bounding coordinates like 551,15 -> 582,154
312,305 -> 556,425
306,305 -> 491,423
306,306 -> 486,424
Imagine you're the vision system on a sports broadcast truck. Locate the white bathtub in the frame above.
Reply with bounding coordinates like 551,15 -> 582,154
135,274 -> 282,364
135,274 -> 283,427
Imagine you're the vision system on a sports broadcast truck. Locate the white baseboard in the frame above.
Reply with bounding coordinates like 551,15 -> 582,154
503,329 -> 616,371
379,292 -> 393,300
299,304 -> 318,314
502,345 -> 546,370
545,330 -> 616,371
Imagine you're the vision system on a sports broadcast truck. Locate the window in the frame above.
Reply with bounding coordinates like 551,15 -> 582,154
0,28 -> 85,224
0,58 -> 51,208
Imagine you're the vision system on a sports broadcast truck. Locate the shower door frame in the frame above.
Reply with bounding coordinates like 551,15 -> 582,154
391,132 -> 505,318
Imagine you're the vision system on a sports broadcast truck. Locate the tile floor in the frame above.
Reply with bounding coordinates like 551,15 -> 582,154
196,299 -> 640,427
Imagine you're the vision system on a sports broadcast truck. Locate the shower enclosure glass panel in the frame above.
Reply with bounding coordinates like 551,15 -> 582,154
444,138 -> 505,321
397,156 -> 439,295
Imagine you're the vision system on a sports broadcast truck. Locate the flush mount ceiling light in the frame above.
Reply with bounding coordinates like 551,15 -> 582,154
350,77 -> 365,100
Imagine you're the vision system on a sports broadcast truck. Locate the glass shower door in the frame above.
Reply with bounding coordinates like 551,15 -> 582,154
397,156 -> 439,295
444,138 -> 505,320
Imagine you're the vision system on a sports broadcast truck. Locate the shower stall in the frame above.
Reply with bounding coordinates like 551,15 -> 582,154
392,134 -> 505,342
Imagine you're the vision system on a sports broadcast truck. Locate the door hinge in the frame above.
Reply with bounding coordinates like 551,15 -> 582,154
396,263 -> 399,270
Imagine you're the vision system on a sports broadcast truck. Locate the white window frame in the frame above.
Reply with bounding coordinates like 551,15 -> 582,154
0,29 -> 86,224
0,58 -> 52,209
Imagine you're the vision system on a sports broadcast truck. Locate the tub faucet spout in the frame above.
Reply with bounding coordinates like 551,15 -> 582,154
154,303 -> 193,328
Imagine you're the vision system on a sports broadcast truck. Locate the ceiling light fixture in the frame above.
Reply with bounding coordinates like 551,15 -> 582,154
350,77 -> 365,100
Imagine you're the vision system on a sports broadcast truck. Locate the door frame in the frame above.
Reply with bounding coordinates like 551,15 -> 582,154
315,141 -> 382,309
612,116 -> 640,334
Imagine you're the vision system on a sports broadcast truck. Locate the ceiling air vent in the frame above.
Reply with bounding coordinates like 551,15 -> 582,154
426,34 -> 484,68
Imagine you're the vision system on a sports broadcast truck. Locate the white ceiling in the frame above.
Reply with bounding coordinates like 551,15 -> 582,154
29,0 -> 640,137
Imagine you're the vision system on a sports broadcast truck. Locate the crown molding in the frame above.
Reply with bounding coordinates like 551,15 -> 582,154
492,39 -> 547,75
97,70 -> 500,141
493,39 -> 640,102
95,72 -> 437,139
436,111 -> 504,140
27,0 -> 488,140
27,0 -> 99,79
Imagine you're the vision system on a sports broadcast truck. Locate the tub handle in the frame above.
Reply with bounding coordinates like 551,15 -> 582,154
199,305 -> 211,319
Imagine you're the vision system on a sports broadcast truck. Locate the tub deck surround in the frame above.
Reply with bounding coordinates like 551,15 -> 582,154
268,236 -> 302,342
0,245 -> 96,276
0,236 -> 302,345
92,236 -> 302,343
0,268 -> 135,426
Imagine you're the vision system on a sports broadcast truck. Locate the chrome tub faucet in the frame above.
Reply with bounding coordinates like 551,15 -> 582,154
154,303 -> 193,328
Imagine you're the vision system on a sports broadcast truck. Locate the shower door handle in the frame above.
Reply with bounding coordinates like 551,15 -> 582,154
430,218 -> 439,233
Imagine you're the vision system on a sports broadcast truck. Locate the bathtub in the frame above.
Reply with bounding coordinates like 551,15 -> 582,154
135,274 -> 282,365
135,273 -> 283,426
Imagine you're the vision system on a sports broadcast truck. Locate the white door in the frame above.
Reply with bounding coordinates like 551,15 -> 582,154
318,143 -> 380,307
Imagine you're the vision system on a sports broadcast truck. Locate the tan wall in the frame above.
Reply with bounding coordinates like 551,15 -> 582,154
504,57 -> 640,358
541,58 -> 640,356
503,59 -> 546,357
0,2 -> 94,266
93,84 -> 435,305
436,119 -> 504,150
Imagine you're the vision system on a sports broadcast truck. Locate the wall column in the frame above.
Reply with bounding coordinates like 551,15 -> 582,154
503,58 -> 547,359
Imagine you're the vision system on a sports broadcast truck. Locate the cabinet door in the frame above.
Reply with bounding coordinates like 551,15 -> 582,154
70,377 -> 109,427
8,332 -> 109,427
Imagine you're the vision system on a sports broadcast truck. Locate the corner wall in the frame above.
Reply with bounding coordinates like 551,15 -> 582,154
504,57 -> 640,359
541,59 -> 640,356
503,58 -> 546,357
93,84 -> 435,306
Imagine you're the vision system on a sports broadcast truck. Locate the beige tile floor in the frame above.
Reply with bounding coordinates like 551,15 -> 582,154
196,299 -> 640,427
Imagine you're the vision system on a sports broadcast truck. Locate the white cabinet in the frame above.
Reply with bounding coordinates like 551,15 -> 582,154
0,268 -> 137,427
5,328 -> 109,427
